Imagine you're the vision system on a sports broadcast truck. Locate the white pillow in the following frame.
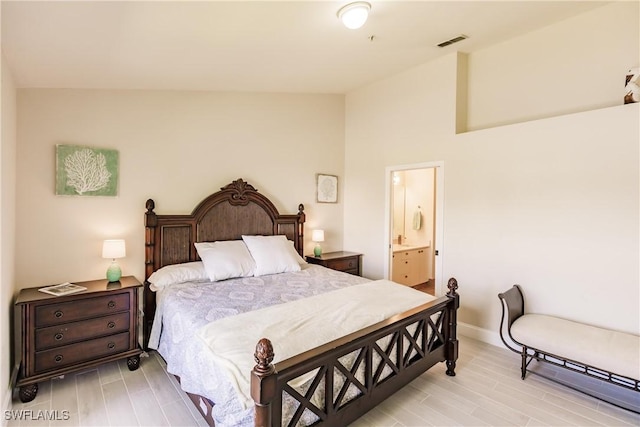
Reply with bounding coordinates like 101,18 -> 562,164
195,240 -> 256,282
287,240 -> 307,265
147,261 -> 208,291
242,235 -> 302,276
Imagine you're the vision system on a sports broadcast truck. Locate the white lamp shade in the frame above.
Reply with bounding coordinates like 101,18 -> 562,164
102,239 -> 126,259
337,2 -> 371,29
312,230 -> 325,243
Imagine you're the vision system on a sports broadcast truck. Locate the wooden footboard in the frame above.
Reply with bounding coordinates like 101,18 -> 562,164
251,278 -> 460,427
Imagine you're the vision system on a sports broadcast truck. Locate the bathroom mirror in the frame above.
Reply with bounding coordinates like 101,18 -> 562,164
391,169 -> 435,247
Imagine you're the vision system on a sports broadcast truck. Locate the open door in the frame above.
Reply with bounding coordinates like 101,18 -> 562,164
385,162 -> 444,296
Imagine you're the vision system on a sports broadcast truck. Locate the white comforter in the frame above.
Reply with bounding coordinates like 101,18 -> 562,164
196,279 -> 436,410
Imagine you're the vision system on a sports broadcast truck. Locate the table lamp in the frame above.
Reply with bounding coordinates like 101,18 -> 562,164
102,239 -> 126,282
312,230 -> 325,257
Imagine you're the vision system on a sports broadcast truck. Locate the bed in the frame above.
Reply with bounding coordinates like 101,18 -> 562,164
143,178 -> 460,427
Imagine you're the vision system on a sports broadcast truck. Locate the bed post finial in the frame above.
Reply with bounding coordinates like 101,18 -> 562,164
447,277 -> 458,297
254,338 -> 275,375
252,338 -> 276,427
146,198 -> 155,213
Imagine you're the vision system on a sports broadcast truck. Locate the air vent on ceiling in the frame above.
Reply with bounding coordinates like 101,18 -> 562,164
437,34 -> 468,48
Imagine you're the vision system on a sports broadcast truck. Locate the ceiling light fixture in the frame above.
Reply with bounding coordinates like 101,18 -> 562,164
337,2 -> 371,30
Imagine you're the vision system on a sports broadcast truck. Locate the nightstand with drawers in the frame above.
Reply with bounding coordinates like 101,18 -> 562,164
13,276 -> 143,402
306,251 -> 362,276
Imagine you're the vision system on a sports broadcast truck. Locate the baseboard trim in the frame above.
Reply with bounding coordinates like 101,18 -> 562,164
458,321 -> 503,348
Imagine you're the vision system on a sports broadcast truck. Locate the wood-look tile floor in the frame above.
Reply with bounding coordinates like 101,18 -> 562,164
412,280 -> 435,295
8,336 -> 640,426
8,352 -> 208,427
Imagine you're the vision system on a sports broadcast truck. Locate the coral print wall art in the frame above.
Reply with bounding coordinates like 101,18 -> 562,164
55,145 -> 119,196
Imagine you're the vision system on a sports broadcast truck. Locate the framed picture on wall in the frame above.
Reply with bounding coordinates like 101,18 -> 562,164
316,173 -> 338,203
55,144 -> 119,196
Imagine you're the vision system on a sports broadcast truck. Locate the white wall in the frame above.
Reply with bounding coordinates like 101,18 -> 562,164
15,90 -> 345,288
344,53 -> 458,278
1,50 -> 17,414
344,2 -> 639,336
448,105 -> 638,335
467,1 -> 639,130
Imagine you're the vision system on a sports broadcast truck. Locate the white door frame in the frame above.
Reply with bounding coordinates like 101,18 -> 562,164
384,161 -> 445,295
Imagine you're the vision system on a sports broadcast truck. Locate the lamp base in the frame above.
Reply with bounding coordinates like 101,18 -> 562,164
313,245 -> 322,257
106,261 -> 122,282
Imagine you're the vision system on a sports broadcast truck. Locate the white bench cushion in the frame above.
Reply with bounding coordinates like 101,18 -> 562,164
511,314 -> 640,381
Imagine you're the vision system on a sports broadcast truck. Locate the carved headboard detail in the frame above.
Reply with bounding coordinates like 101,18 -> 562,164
144,178 -> 305,281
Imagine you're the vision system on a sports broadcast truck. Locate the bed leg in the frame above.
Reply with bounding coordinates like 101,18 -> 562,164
446,359 -> 457,377
251,338 -> 276,427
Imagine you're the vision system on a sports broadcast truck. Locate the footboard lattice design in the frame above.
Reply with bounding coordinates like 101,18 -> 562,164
251,280 -> 459,427
280,314 -> 445,426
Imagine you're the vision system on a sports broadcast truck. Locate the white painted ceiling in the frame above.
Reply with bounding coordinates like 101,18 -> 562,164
2,1 -> 607,94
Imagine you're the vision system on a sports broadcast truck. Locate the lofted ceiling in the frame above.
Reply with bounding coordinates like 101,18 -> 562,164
2,1 -> 607,94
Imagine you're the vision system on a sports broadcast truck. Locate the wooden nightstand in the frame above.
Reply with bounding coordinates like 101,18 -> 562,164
306,251 -> 362,276
14,276 -> 143,402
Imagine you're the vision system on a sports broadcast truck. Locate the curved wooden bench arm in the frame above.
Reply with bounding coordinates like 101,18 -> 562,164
498,285 -> 526,354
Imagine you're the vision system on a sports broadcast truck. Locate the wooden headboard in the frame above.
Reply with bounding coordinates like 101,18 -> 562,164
142,178 -> 305,348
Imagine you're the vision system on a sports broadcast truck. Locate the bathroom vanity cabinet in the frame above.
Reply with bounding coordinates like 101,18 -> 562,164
392,246 -> 430,286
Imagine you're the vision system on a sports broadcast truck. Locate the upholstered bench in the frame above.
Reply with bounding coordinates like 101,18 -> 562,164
498,285 -> 639,410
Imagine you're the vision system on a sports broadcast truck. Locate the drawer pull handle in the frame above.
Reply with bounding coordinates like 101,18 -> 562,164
54,355 -> 63,363
107,342 -> 116,350
107,321 -> 116,329
54,310 -> 63,318
348,261 -> 354,267
107,301 -> 116,309
54,333 -> 64,341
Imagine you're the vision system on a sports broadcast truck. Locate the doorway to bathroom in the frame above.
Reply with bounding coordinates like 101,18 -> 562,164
384,161 -> 444,296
